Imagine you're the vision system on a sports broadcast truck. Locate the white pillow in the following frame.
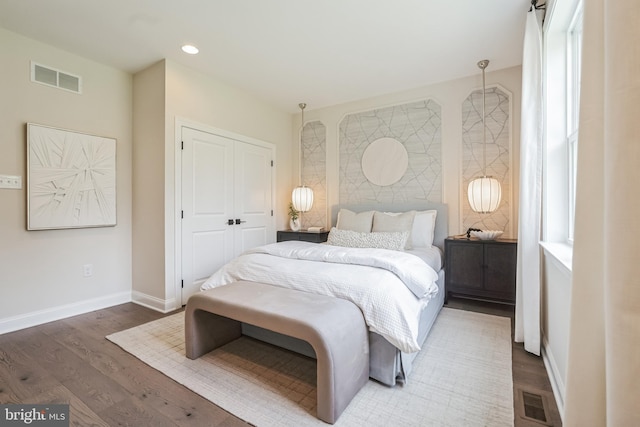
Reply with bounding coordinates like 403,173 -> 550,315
373,211 -> 416,249
336,209 -> 374,232
412,210 -> 438,248
326,227 -> 409,251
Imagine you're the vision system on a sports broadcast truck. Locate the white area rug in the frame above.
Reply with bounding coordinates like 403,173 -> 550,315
106,308 -> 513,426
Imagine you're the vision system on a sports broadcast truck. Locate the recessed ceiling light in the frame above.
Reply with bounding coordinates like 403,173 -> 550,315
181,44 -> 199,55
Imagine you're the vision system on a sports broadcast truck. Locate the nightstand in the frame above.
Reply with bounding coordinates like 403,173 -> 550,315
277,230 -> 329,243
444,237 -> 517,305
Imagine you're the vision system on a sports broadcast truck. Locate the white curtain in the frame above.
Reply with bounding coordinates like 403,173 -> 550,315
515,9 -> 543,356
563,0 -> 640,425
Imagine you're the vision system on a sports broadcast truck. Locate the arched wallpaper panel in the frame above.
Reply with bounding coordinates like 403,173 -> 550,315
301,120 -> 327,228
338,99 -> 442,204
461,86 -> 512,234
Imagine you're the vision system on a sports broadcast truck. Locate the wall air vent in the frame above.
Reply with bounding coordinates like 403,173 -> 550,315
31,61 -> 82,94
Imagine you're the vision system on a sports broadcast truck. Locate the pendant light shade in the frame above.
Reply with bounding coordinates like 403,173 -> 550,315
292,186 -> 314,212
468,176 -> 502,214
468,59 -> 502,213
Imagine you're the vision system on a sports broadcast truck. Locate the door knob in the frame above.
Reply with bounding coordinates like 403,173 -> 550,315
227,219 -> 234,225
235,219 -> 247,225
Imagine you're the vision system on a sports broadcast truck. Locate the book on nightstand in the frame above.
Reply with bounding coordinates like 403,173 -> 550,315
307,226 -> 325,233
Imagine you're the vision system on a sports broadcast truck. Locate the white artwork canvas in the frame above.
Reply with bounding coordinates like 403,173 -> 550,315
27,123 -> 117,230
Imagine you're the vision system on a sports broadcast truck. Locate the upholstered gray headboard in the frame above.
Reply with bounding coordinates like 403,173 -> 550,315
330,202 -> 449,251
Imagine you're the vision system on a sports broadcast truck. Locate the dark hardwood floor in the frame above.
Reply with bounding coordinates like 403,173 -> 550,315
0,300 -> 562,426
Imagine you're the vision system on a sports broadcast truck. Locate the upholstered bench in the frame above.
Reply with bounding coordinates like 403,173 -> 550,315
185,281 -> 369,424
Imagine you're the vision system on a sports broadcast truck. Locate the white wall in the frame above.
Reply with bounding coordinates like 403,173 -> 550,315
293,66 -> 522,237
541,245 -> 571,415
132,61 -> 166,304
0,28 -> 133,332
131,59 -> 292,311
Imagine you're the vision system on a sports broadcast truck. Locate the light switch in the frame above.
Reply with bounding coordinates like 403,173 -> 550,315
0,175 -> 22,189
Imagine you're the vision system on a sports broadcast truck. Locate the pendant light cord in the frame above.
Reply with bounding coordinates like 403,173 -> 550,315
482,64 -> 486,177
477,60 -> 489,177
298,103 -> 306,186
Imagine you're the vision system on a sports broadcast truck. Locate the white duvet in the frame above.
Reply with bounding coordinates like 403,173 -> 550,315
201,241 -> 439,353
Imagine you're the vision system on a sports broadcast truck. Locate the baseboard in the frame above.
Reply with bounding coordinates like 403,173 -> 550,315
0,291 -> 131,335
541,336 -> 565,422
131,291 -> 177,313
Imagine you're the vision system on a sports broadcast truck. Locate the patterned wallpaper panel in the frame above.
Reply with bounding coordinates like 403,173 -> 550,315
300,121 -> 326,228
338,99 -> 442,204
461,86 -> 512,234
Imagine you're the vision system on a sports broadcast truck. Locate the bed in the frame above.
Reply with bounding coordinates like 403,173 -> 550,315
200,202 -> 448,386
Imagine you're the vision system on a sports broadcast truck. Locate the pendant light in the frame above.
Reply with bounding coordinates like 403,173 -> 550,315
467,60 -> 502,213
292,103 -> 314,215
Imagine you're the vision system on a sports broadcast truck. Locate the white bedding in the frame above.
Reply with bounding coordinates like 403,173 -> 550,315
406,246 -> 443,272
201,241 -> 440,353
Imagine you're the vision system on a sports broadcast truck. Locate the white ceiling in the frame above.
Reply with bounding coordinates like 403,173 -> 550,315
0,0 -> 530,112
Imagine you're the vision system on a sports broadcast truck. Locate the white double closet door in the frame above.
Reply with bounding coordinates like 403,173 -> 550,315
181,126 -> 274,305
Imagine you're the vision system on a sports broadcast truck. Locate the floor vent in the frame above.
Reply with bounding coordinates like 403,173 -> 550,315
518,389 -> 552,425
31,61 -> 82,94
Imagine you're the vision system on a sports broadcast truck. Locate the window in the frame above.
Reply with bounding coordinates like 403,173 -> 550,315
542,0 -> 583,247
566,4 -> 583,243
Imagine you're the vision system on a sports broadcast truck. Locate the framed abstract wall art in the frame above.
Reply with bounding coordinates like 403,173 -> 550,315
27,123 -> 116,230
